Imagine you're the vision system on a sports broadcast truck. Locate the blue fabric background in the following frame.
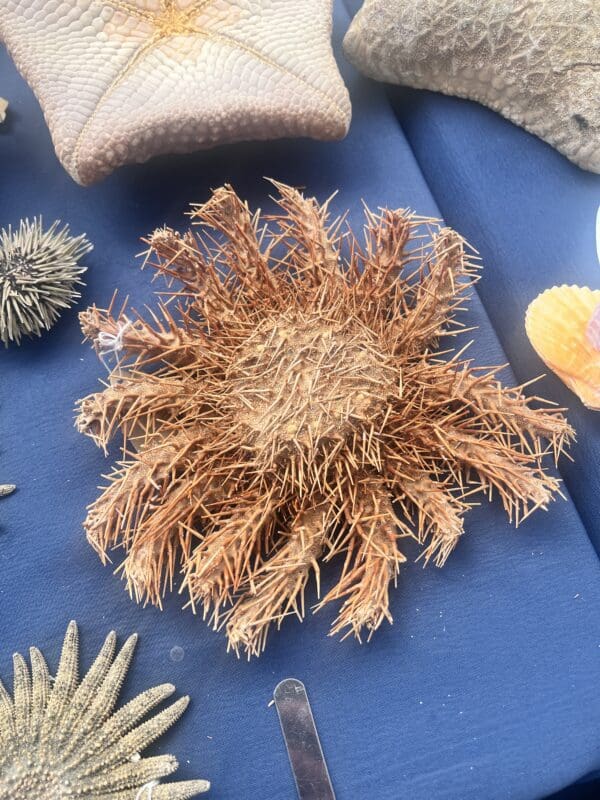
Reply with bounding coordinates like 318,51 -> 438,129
1,3 -> 600,798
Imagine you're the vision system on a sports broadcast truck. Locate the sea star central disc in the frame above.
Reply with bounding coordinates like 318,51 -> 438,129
231,312 -> 394,459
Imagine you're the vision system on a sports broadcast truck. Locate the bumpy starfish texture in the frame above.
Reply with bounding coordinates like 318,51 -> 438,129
76,182 -> 572,657
0,218 -> 92,347
344,0 -> 600,173
0,0 -> 351,185
0,621 -> 209,799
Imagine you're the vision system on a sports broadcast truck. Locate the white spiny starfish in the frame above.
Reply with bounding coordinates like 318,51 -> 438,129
0,621 -> 209,799
344,0 -> 599,173
0,0 -> 351,184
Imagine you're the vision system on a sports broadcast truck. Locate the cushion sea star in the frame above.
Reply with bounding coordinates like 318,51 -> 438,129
0,0 -> 351,185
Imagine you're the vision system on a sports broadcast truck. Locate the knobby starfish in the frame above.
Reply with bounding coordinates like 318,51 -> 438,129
0,0 -> 351,185
344,0 -> 600,173
0,621 -> 209,799
76,182 -> 572,657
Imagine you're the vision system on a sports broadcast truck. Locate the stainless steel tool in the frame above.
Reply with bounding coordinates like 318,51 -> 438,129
274,678 -> 336,800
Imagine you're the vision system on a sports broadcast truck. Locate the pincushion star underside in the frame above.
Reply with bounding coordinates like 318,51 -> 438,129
76,182 -> 572,657
0,0 -> 351,185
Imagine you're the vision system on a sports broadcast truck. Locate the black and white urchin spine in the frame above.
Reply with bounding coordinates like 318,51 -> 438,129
0,217 -> 92,346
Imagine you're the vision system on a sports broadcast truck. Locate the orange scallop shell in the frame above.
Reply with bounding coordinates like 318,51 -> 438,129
525,285 -> 600,410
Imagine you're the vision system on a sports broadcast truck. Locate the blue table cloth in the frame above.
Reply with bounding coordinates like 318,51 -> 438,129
2,3 -> 600,799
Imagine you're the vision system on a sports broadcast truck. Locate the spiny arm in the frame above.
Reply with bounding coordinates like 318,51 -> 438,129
189,185 -> 282,304
182,493 -> 277,628
319,479 -> 406,641
226,501 -> 334,658
80,304 -> 200,368
399,228 -> 478,353
453,366 -> 574,459
268,180 -> 343,285
75,375 -> 195,452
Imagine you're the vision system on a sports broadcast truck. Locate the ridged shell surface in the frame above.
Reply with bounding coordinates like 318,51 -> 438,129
526,285 -> 600,409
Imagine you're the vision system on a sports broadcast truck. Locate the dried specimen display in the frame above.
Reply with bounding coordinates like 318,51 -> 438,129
0,0 -> 351,185
0,218 -> 92,347
526,285 -> 600,409
344,0 -> 600,173
0,621 -> 210,799
76,182 -> 572,657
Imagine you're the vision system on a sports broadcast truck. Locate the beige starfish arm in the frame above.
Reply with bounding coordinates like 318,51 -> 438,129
29,646 -> 51,736
225,501 -> 333,657
93,781 -> 211,800
152,781 -> 211,799
68,634 -> 139,743
39,620 -> 79,742
0,678 -> 17,754
79,696 -> 190,776
84,753 -> 180,792
11,653 -> 31,741
58,631 -> 118,750
318,479 -> 406,641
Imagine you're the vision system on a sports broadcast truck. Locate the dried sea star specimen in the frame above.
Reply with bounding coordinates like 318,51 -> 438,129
344,0 -> 600,173
76,182 -> 573,657
0,0 -> 350,185
0,621 -> 209,799
0,218 -> 92,347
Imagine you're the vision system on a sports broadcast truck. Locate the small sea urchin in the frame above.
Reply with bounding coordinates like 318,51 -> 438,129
0,621 -> 210,800
76,182 -> 572,657
0,217 -> 92,346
